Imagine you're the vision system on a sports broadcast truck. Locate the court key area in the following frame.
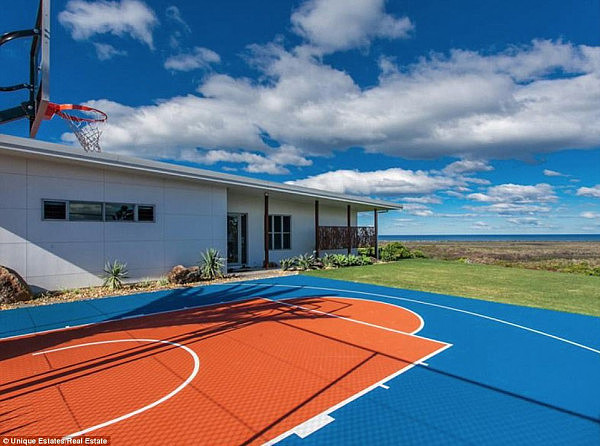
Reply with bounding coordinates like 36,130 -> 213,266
1,275 -> 599,445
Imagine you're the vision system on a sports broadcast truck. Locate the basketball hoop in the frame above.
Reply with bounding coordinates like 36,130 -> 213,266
45,103 -> 107,152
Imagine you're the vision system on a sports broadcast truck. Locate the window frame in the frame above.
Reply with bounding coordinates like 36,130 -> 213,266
67,200 -> 104,222
105,202 -> 136,222
42,199 -> 68,221
41,199 -> 156,223
136,204 -> 156,223
268,214 -> 291,251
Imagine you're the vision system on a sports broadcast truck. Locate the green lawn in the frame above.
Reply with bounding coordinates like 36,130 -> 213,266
303,259 -> 600,317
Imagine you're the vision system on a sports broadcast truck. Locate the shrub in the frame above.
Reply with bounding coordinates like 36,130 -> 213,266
357,247 -> 375,256
137,277 -> 154,288
320,253 -> 374,268
199,248 -> 225,280
280,257 -> 297,271
296,253 -> 319,271
412,249 -> 427,258
157,276 -> 170,286
321,253 -> 337,268
346,254 -> 364,266
380,242 -> 415,261
359,255 -> 374,265
331,254 -> 348,267
103,260 -> 129,290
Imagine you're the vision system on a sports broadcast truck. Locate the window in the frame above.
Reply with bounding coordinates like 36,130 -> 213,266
43,201 -> 66,220
268,215 -> 291,250
42,200 -> 156,223
137,205 -> 155,222
69,201 -> 103,221
106,203 -> 135,221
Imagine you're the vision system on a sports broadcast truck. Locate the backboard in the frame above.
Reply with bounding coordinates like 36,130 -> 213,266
29,0 -> 51,138
0,0 -> 50,137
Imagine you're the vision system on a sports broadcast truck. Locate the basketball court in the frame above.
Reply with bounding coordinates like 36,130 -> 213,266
1,275 -> 599,445
1,2 -> 599,444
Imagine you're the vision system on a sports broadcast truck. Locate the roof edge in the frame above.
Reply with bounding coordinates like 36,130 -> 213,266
0,134 -> 402,210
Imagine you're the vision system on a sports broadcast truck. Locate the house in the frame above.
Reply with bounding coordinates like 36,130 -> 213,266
0,134 -> 401,291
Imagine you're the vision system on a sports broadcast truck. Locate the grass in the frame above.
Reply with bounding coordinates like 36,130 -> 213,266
303,259 -> 600,317
401,241 -> 600,275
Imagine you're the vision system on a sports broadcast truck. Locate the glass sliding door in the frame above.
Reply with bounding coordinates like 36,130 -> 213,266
227,213 -> 247,267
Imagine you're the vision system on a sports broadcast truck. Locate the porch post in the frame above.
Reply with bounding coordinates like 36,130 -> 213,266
347,204 -> 351,254
374,208 -> 379,259
315,200 -> 320,258
264,193 -> 269,268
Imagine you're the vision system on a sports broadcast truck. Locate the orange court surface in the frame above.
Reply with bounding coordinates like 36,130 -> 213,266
0,296 -> 450,445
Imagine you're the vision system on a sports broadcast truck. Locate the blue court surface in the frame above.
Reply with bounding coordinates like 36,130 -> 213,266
1,275 -> 599,445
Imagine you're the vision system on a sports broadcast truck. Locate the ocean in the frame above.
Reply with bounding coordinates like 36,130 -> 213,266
379,234 -> 600,242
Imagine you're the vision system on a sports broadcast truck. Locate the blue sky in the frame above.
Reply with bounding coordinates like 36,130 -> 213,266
1,0 -> 599,234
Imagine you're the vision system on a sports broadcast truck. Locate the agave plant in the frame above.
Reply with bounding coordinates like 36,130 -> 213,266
199,248 -> 225,280
103,260 -> 129,290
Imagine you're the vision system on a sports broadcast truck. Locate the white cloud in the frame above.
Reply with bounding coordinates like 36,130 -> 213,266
581,211 -> 600,219
291,0 -> 413,54
484,203 -> 552,215
165,5 -> 190,33
93,42 -> 127,60
88,40 -> 600,166
467,183 -> 557,204
582,225 -> 600,231
401,196 -> 442,204
471,221 -> 490,229
576,185 -> 600,198
543,169 -> 567,177
465,183 -> 556,217
286,167 -> 464,196
59,0 -> 158,48
443,160 -> 493,175
164,47 -> 221,71
181,144 -> 311,175
402,204 -> 434,217
507,217 -> 542,226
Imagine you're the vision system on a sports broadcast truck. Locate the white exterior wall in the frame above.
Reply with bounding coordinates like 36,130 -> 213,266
0,154 -> 227,291
227,189 -> 357,267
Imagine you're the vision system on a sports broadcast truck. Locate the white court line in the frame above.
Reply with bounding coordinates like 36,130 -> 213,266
267,298 -> 418,336
0,296 -> 260,342
34,338 -> 200,439
293,414 -> 335,439
263,342 -> 452,446
278,295 -> 425,335
234,283 -> 600,356
379,384 -> 390,389
10,286 -> 450,443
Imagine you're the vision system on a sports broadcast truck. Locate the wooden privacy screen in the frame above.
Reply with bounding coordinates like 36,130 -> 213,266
318,226 -> 376,250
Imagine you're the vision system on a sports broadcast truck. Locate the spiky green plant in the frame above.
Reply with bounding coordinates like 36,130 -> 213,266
280,257 -> 297,271
199,248 -> 225,280
359,255 -> 374,266
296,253 -> 318,271
331,254 -> 349,267
321,253 -> 337,269
103,260 -> 129,290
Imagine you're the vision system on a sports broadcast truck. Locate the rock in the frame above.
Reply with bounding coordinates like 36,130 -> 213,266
0,266 -> 33,304
167,265 -> 203,284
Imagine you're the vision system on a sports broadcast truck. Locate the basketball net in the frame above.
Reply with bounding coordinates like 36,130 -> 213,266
45,103 -> 107,152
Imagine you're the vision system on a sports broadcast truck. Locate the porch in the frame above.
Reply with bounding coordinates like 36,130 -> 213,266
227,189 -> 391,270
